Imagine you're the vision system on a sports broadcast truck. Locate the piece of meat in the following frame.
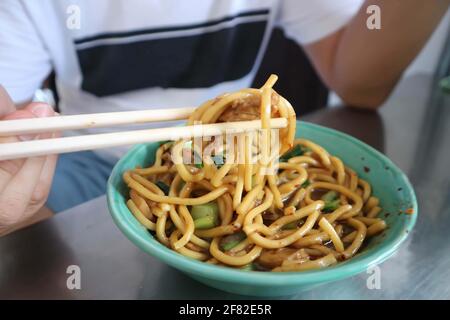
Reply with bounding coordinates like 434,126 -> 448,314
218,95 -> 260,122
218,92 -> 280,123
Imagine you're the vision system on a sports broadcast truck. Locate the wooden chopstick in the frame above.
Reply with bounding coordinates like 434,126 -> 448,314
0,107 -> 195,136
0,118 -> 287,161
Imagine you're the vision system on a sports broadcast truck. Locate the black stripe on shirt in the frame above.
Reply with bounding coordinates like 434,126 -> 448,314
74,9 -> 269,45
76,19 -> 268,97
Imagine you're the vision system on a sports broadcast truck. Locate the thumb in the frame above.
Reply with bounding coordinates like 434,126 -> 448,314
0,85 -> 16,117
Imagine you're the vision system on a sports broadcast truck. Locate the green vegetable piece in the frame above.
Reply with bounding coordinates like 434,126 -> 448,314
240,264 -> 254,271
221,232 -> 246,251
321,191 -> 340,212
283,221 -> 299,230
194,216 -> 217,229
301,180 -> 310,188
323,199 -> 340,213
191,202 -> 219,221
155,181 -> 170,195
280,144 -> 305,162
321,191 -> 338,202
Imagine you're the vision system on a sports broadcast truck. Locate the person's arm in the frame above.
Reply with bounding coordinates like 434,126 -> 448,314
304,0 -> 450,109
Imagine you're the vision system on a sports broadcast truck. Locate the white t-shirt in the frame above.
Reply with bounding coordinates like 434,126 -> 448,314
0,0 -> 362,159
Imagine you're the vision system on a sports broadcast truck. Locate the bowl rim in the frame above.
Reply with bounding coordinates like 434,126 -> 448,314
107,120 -> 418,286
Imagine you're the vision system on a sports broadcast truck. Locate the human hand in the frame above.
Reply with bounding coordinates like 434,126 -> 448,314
0,86 -> 58,234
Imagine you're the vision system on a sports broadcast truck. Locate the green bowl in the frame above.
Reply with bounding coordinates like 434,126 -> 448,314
107,121 -> 417,297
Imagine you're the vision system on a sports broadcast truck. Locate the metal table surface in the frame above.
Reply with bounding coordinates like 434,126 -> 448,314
1,74 -> 449,299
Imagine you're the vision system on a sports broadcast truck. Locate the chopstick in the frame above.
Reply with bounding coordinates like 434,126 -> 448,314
0,118 -> 287,161
0,107 -> 196,136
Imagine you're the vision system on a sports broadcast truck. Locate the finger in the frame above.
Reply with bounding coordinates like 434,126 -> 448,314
0,110 -> 36,193
34,154 -> 58,204
0,104 -> 55,192
2,102 -> 55,120
0,85 -> 16,117
0,154 -> 47,227
0,157 -> 26,194
21,155 -> 58,221
2,109 -> 35,121
0,136 -> 27,194
25,102 -> 55,116
0,104 -> 56,226
24,134 -> 59,220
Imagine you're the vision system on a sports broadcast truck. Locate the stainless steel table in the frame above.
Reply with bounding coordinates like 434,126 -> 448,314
1,74 -> 449,299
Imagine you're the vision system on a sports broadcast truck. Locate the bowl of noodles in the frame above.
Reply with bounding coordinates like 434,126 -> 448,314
107,76 -> 417,296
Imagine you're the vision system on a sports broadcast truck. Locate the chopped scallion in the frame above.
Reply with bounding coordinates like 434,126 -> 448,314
280,145 -> 306,162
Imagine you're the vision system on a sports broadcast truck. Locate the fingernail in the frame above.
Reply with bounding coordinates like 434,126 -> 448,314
29,104 -> 54,117
18,134 -> 37,141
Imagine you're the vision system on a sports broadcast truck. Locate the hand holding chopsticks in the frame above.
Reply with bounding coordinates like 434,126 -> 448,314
0,108 -> 287,161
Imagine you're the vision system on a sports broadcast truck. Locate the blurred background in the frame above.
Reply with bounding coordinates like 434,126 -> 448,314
36,9 -> 449,116
253,9 -> 450,111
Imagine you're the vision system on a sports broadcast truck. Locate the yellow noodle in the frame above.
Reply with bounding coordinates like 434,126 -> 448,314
209,237 -> 262,266
288,156 -> 319,167
358,178 -> 371,202
342,218 -> 367,259
267,174 -> 283,208
133,165 -> 169,177
366,206 -> 382,218
246,210 -> 320,249
325,204 -> 353,223
287,188 -> 306,208
318,217 -> 344,252
305,182 -> 363,219
169,230 -> 209,260
128,176 -> 228,205
233,164 -> 245,209
309,173 -> 337,183
236,182 -> 264,215
277,162 -> 307,194
330,156 -> 345,185
342,219 -> 386,243
156,213 -> 170,246
295,139 -> 331,168
126,199 -> 156,231
292,232 -> 329,248
345,167 -> 358,191
272,254 -> 337,272
244,134 -> 254,191
129,189 -> 153,220
194,225 -> 237,238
